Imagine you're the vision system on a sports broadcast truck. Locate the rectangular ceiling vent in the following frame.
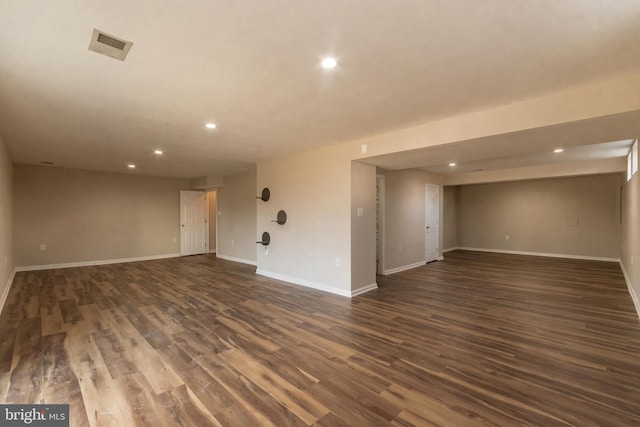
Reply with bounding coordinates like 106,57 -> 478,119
88,28 -> 133,61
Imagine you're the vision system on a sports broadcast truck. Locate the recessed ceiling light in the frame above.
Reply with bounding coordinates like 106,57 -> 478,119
205,123 -> 217,129
321,57 -> 338,69
449,163 -> 457,167
554,148 -> 564,153
154,150 -> 163,155
127,164 -> 136,169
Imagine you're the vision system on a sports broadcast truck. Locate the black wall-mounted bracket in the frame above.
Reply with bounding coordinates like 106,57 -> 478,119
256,231 -> 270,246
271,210 -> 287,225
256,188 -> 270,201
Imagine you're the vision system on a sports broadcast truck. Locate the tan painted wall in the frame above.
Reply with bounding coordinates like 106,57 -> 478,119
217,169 -> 257,264
0,135 -> 13,304
351,161 -> 376,291
13,165 -> 189,267
208,190 -> 217,252
621,169 -> 640,310
257,144 -> 352,293
443,186 -> 458,250
457,174 -> 623,259
381,169 -> 444,272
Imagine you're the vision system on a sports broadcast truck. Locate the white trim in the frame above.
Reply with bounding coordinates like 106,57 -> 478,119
0,268 -> 16,314
208,249 -> 217,254
620,261 -> 640,320
437,256 -> 445,261
383,260 -> 426,276
376,174 -> 385,275
424,183 -> 440,263
351,283 -> 378,297
444,246 -> 460,253
15,253 -> 180,272
256,269 -> 352,297
457,247 -> 620,263
216,254 -> 257,266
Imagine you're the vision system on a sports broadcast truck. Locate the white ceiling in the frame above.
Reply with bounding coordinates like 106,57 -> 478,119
1,1 -> 640,178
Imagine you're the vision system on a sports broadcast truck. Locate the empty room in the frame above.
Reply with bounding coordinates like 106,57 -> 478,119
1,1 -> 640,426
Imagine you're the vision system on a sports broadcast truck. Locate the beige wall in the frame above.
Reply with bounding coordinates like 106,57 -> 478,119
457,174 -> 623,259
217,169 -> 257,264
622,169 -> 640,311
350,161 -> 376,292
0,135 -> 13,307
443,186 -> 458,250
380,169 -> 444,272
208,190 -> 217,252
256,144 -> 353,294
13,165 -> 189,267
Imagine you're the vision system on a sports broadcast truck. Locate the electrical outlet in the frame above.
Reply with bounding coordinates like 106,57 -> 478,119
505,234 -> 510,241
357,207 -> 363,217
231,239 -> 234,246
40,244 -> 46,251
265,247 -> 269,255
398,244 -> 402,252
361,144 -> 367,154
172,237 -> 177,243
335,257 -> 341,266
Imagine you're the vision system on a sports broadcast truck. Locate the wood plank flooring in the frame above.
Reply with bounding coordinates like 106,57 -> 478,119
1,250 -> 640,426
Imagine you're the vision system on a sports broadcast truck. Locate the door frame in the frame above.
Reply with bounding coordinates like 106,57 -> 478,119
206,190 -> 218,254
376,174 -> 385,275
424,183 -> 440,263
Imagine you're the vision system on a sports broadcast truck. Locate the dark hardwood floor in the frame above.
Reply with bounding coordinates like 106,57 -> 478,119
1,250 -> 640,426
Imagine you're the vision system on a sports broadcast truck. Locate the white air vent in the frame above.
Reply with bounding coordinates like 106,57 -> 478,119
88,29 -> 133,61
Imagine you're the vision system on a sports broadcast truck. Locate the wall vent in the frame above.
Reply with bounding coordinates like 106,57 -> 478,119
88,29 -> 133,61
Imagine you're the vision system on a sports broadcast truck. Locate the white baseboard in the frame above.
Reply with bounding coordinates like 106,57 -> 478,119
208,249 -> 217,254
620,261 -> 640,321
456,247 -> 620,263
383,261 -> 426,276
351,283 -> 378,297
216,254 -> 257,266
0,268 -> 16,314
256,269 -> 359,297
443,247 -> 460,253
15,253 -> 180,272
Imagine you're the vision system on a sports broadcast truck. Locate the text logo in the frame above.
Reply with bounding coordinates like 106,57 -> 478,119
0,405 -> 69,426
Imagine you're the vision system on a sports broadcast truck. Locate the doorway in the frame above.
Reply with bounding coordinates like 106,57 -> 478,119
180,190 -> 207,256
425,183 -> 439,263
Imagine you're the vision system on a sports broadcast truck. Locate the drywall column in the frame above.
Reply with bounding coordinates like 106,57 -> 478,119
622,169 -> 640,316
350,161 -> 377,294
0,135 -> 13,310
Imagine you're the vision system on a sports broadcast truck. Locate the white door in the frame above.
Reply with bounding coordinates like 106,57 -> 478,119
425,184 -> 439,263
180,190 -> 207,256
